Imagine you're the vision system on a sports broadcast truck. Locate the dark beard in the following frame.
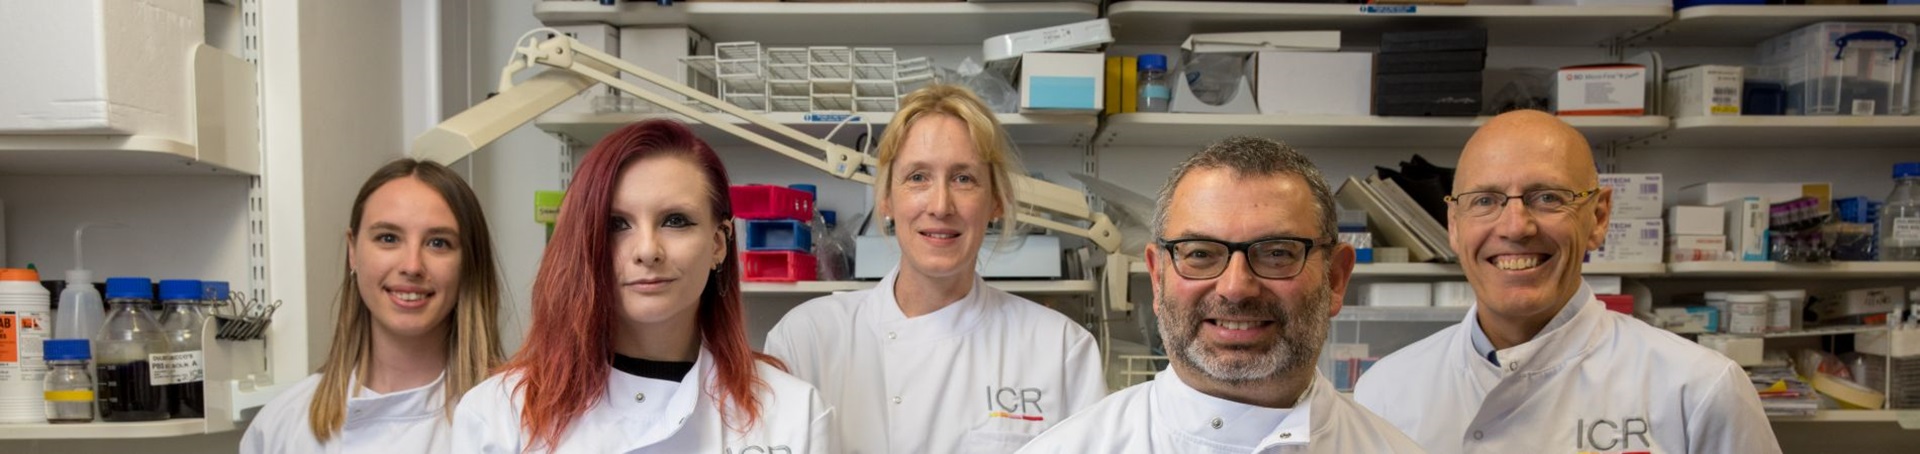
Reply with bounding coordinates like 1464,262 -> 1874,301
1155,275 -> 1332,384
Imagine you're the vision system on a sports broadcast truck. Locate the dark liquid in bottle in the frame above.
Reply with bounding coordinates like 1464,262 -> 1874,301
167,381 -> 203,418
97,361 -> 171,421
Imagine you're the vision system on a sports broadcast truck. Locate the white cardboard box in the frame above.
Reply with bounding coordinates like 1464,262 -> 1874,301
1020,52 -> 1106,113
1591,218 -> 1663,263
1256,51 -> 1373,116
1719,197 -> 1768,261
1700,334 -> 1765,366
1554,64 -> 1646,116
619,27 -> 715,110
1170,55 -> 1259,114
549,25 -> 620,115
1599,173 -> 1663,219
1667,205 -> 1726,236
1668,235 -> 1729,262
1433,281 -> 1476,308
0,0 -> 202,141
1665,65 -> 1743,117
1679,182 -> 1808,206
1363,282 -> 1435,307
1815,286 -> 1908,320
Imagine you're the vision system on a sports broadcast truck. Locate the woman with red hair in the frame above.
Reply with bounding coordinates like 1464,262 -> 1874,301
453,119 -> 832,453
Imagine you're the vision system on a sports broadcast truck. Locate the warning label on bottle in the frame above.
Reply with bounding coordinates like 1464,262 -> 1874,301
0,311 -> 51,383
148,350 -> 204,386
1892,218 -> 1920,243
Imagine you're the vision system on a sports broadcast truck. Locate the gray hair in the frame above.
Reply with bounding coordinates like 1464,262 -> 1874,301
1150,136 -> 1339,245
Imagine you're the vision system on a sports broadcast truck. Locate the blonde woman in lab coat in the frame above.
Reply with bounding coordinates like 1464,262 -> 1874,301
765,84 -> 1108,454
452,119 -> 832,453
240,159 -> 508,453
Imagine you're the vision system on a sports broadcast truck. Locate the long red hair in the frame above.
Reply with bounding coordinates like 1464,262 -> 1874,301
502,119 -> 783,451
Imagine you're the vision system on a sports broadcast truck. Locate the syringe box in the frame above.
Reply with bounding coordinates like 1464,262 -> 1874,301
1665,65 -> 1743,117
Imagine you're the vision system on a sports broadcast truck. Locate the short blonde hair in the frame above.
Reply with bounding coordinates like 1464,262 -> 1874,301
874,84 -> 1025,234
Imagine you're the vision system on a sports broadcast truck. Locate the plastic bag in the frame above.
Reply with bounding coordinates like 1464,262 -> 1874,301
955,57 -> 1019,113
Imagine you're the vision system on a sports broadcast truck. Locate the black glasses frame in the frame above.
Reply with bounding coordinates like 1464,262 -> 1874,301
1155,236 -> 1334,280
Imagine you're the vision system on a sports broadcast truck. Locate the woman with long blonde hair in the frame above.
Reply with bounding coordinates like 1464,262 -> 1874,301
242,159 -> 507,453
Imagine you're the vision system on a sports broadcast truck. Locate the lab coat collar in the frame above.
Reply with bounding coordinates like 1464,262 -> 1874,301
866,267 -> 991,343
1461,281 -> 1607,378
344,372 -> 446,425
604,347 -> 715,449
1151,367 -> 1319,450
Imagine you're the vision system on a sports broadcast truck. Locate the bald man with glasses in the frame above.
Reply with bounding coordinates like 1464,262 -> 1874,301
1017,137 -> 1423,453
1353,110 -> 1779,454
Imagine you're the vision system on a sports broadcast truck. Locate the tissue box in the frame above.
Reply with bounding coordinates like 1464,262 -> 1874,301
1020,52 -> 1105,113
1170,56 -> 1258,114
1667,206 -> 1726,236
1555,64 -> 1646,116
620,27 -> 715,109
1257,52 -> 1373,116
1362,283 -> 1434,307
0,0 -> 203,141
1653,306 -> 1721,333
1668,235 -> 1729,262
1665,65 -> 1744,117
1590,219 -> 1662,263
1599,174 -> 1663,219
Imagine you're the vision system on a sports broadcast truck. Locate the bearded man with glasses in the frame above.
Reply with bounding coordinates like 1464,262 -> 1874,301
1353,110 -> 1780,454
1017,136 -> 1423,453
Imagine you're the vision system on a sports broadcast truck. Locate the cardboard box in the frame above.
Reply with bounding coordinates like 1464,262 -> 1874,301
1599,173 -> 1663,219
0,0 -> 202,140
1700,334 -> 1765,366
1678,182 -> 1832,208
1433,281 -> 1476,307
1585,275 -> 1624,295
1719,198 -> 1768,261
1665,65 -> 1743,117
1020,52 -> 1105,113
1591,219 -> 1663,263
1668,235 -> 1729,262
1555,64 -> 1647,116
1257,51 -> 1373,116
1380,29 -> 1487,54
1170,55 -> 1256,114
1363,282 -> 1435,307
1667,205 -> 1726,236
619,27 -> 715,109
1653,306 -> 1721,334
1120,56 -> 1139,113
1814,287 -> 1908,320
1376,51 -> 1487,75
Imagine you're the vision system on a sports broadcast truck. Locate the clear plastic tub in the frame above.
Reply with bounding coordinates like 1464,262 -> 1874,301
1756,22 -> 1916,116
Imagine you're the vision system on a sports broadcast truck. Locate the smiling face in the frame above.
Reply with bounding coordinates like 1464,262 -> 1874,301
349,176 -> 463,341
608,153 -> 731,333
880,113 -> 1003,282
1450,110 -> 1611,326
1147,168 -> 1353,385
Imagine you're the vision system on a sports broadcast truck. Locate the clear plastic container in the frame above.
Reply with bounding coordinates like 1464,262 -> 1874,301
157,279 -> 207,419
1137,54 -> 1172,113
1879,162 -> 1920,261
1756,22 -> 1916,116
95,277 -> 171,421
41,339 -> 93,424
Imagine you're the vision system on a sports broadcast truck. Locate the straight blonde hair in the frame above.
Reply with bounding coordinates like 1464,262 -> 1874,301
874,84 -> 1025,237
308,159 -> 506,442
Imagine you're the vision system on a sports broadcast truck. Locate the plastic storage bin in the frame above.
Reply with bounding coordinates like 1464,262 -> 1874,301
729,185 -> 815,221
744,219 -> 813,252
742,251 -> 818,282
1756,22 -> 1916,116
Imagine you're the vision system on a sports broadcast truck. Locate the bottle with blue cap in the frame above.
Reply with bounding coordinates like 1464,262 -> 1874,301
157,279 -> 208,418
1880,162 -> 1920,261
1138,54 -> 1173,113
41,339 -> 94,423
95,277 -> 171,421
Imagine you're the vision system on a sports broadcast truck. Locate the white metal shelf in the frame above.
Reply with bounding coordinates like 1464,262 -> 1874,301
1336,306 -> 1468,322
1630,5 -> 1920,47
1664,261 -> 1920,278
1106,2 -> 1671,46
1770,410 -> 1919,424
532,1 -> 1100,45
0,135 -> 257,176
742,279 -> 1097,296
0,419 -> 213,440
537,111 -> 1096,148
1098,114 -> 1669,149
1762,325 -> 1888,339
1623,116 -> 1920,150
1126,261 -> 1665,276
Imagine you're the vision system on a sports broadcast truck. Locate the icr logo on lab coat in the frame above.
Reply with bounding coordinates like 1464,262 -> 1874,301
1575,416 -> 1654,453
985,386 -> 1045,421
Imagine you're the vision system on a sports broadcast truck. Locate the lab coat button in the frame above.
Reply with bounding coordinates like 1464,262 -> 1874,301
1210,418 -> 1222,429
1279,432 -> 1291,439
887,332 -> 897,340
1472,430 -> 1483,440
635,392 -> 646,403
892,396 -> 902,404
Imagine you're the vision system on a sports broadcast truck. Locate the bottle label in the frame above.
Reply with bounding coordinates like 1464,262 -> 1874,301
45,389 -> 94,402
148,351 -> 204,386
0,311 -> 51,383
1893,218 -> 1920,244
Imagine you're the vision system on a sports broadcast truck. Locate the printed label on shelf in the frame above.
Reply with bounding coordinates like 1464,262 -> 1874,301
148,350 -> 204,386
1852,99 -> 1877,116
1359,5 -> 1416,14
0,311 -> 50,383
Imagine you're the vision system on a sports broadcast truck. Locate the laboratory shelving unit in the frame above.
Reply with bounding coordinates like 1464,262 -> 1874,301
520,1 -> 1920,436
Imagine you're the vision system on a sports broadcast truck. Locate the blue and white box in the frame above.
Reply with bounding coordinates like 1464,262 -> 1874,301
1019,52 -> 1105,113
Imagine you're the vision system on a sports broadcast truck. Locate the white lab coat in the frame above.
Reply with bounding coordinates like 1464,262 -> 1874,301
1353,281 -> 1781,454
239,373 -> 450,454
451,348 -> 833,454
764,268 -> 1108,454
1016,368 -> 1426,454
